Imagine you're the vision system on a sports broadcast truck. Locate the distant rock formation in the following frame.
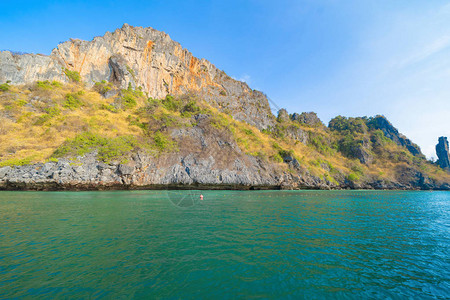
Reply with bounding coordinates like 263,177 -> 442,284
0,24 -> 274,129
436,137 -> 450,170
368,116 -> 422,156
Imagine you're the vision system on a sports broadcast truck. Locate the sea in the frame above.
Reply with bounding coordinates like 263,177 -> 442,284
0,190 -> 449,299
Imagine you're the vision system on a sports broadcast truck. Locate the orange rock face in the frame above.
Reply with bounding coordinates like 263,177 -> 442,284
0,24 -> 275,129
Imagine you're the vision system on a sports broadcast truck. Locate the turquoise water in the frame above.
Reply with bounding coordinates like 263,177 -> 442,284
0,190 -> 449,299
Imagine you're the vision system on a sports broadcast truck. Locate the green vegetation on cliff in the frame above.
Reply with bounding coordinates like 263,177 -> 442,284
0,81 -> 448,187
63,68 -> 81,83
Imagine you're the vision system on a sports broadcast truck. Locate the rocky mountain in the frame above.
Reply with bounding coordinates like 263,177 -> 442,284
0,24 -> 273,130
436,137 -> 450,170
0,25 -> 449,190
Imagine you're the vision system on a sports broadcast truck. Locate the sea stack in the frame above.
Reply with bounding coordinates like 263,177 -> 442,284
436,137 -> 450,170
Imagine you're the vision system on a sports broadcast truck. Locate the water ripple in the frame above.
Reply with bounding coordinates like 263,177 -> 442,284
0,190 -> 449,299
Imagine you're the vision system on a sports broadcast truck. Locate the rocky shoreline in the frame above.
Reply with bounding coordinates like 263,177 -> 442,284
1,153 -> 448,191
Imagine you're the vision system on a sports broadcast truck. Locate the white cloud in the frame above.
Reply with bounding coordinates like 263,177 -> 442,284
238,74 -> 251,84
231,73 -> 251,84
394,35 -> 450,69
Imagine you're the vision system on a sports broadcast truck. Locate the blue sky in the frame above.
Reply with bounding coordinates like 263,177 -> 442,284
1,0 -> 449,158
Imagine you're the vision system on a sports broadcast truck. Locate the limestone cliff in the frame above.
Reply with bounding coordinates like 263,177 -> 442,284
0,24 -> 274,129
436,137 -> 450,170
1,26 -> 449,191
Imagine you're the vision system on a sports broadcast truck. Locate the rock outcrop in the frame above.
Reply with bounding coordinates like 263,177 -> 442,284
369,116 -> 422,156
0,24 -> 274,129
291,112 -> 324,127
277,109 -> 290,123
275,109 -> 308,144
284,125 -> 308,144
354,138 -> 373,165
436,137 -> 450,170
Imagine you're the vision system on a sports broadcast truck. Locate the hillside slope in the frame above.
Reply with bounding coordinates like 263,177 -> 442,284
0,25 -> 449,190
0,81 -> 448,190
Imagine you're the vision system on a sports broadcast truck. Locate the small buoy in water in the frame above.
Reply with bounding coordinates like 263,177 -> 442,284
200,194 -> 204,201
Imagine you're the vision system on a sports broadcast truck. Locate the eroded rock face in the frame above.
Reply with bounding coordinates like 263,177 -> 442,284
369,116 -> 422,156
0,24 -> 274,129
0,51 -> 65,84
284,125 -> 308,144
436,136 -> 450,170
355,139 -> 373,165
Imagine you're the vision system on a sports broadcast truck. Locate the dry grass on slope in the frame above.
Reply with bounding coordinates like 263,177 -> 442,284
0,81 -> 448,186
